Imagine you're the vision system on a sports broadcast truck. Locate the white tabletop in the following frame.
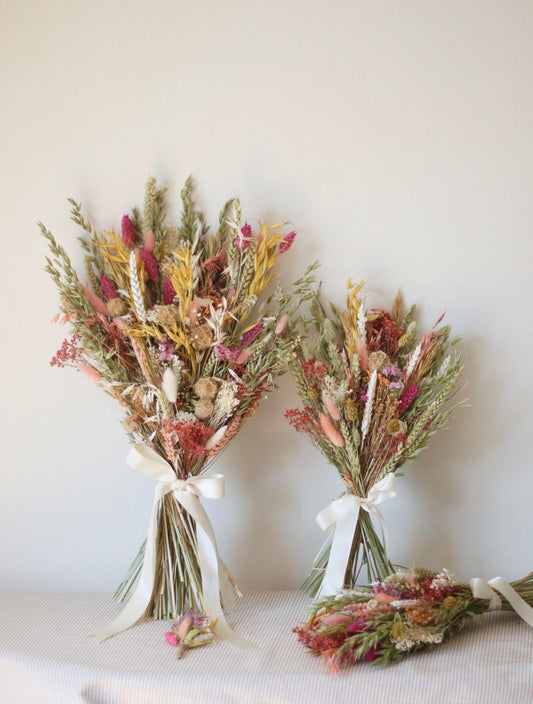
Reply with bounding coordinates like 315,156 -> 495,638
1,591 -> 531,703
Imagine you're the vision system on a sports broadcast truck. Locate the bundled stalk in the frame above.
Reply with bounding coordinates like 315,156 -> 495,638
284,282 -> 464,594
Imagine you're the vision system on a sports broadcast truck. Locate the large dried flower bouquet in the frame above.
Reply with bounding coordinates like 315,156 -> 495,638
42,176 -> 311,639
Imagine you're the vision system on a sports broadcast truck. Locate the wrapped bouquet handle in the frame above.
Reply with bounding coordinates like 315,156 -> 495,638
470,576 -> 533,625
95,444 -> 254,649
317,474 -> 397,596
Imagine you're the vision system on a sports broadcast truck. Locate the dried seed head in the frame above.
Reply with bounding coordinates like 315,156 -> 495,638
193,377 -> 219,399
106,298 -> 128,317
157,305 -> 181,327
122,415 -> 142,433
194,399 -> 214,420
190,323 -> 214,350
368,350 -> 390,372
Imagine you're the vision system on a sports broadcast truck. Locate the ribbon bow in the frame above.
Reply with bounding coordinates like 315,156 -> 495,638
95,444 -> 253,649
470,576 -> 533,626
316,473 -> 397,596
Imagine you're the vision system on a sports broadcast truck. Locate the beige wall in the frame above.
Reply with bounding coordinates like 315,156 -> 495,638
1,0 -> 531,590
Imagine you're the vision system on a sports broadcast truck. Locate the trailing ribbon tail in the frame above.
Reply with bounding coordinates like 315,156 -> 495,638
94,444 -> 255,649
316,473 -> 397,597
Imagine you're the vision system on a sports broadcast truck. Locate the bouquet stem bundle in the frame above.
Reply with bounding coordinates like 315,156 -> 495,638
285,282 -> 464,594
42,176 -> 312,625
294,567 -> 533,673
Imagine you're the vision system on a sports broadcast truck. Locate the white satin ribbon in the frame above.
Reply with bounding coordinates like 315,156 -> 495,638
317,473 -> 397,596
95,444 -> 254,649
470,576 -> 533,626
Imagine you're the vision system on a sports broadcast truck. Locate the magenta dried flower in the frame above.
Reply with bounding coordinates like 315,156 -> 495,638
397,384 -> 419,414
215,344 -> 240,363
121,214 -> 136,248
279,230 -> 296,253
236,223 -> 252,249
241,322 -> 263,347
100,275 -> 119,300
139,247 -> 159,280
163,275 -> 176,304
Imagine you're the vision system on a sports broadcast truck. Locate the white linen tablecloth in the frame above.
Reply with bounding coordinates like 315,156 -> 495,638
0,591 -> 531,703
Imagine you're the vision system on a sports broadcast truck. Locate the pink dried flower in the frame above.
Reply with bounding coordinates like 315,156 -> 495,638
165,631 -> 178,646
158,336 -> 175,361
236,223 -> 252,249
83,286 -> 108,316
324,396 -> 341,421
78,364 -> 101,383
121,214 -> 136,248
279,230 -> 296,253
355,337 -> 368,372
237,348 -> 253,364
100,275 -> 118,300
275,314 -> 289,334
319,413 -> 345,447
163,276 -> 176,305
322,612 -> 352,626
144,228 -> 155,252
216,344 -> 240,363
177,615 -> 195,642
139,247 -> 159,280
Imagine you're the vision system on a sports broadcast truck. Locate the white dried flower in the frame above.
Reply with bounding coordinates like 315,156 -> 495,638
162,368 -> 178,403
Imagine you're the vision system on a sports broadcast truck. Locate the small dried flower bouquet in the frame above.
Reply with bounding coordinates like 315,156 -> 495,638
295,567 -> 533,672
285,282 -> 463,596
42,176 -> 307,642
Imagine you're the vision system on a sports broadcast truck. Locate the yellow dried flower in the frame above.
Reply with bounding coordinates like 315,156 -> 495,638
194,377 -> 220,399
157,305 -> 181,327
190,323 -> 214,350
412,567 -> 437,581
443,596 -> 457,610
194,399 -> 214,420
391,620 -> 406,641
386,419 -> 407,436
106,298 -> 128,317
368,350 -> 390,372
345,396 -> 358,421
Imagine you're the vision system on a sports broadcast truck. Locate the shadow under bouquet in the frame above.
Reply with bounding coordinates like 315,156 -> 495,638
42,176 -> 309,641
285,281 -> 464,596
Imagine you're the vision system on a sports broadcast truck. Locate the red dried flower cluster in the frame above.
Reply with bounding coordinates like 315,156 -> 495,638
284,407 -> 318,434
302,358 -> 329,389
50,335 -> 82,368
172,418 -> 214,459
366,310 -> 404,358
